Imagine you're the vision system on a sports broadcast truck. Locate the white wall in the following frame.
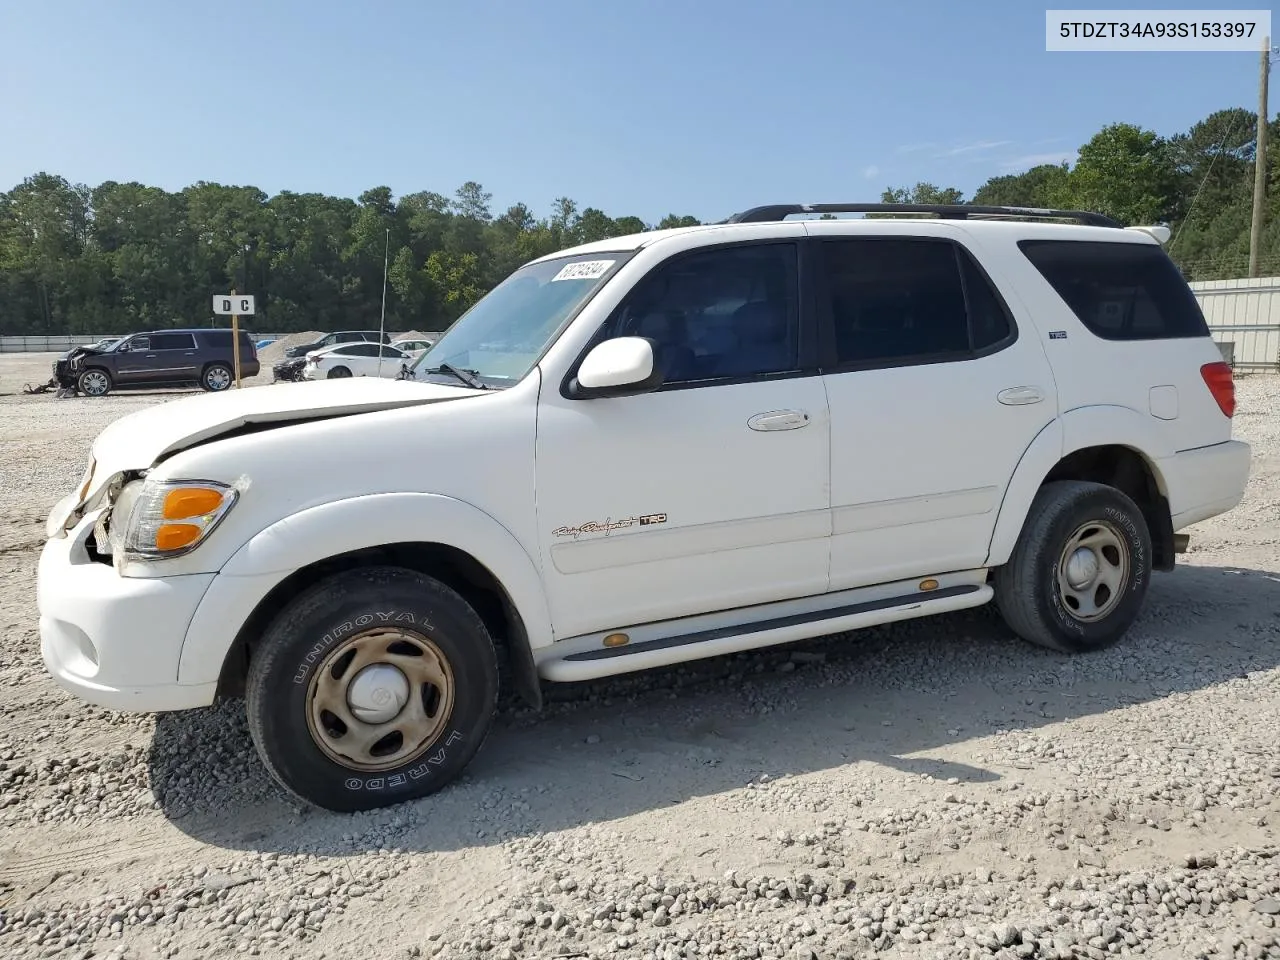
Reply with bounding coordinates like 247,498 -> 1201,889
1190,276 -> 1280,372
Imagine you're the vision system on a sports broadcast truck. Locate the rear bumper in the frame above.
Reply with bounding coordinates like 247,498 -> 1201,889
1158,439 -> 1252,531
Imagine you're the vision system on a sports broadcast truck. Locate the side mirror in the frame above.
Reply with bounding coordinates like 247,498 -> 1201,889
568,336 -> 663,399
117,342 -> 130,352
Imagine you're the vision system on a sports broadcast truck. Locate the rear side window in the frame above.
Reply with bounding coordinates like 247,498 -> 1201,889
338,343 -> 380,357
1018,240 -> 1210,341
818,238 -> 1015,366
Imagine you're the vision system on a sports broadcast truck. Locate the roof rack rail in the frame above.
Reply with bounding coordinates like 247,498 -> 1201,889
722,203 -> 1122,229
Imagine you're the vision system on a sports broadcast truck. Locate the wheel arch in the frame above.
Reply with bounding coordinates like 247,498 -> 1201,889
180,493 -> 550,709
986,406 -> 1175,571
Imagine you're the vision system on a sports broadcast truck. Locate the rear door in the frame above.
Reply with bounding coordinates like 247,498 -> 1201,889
811,225 -> 1059,590
148,332 -> 199,381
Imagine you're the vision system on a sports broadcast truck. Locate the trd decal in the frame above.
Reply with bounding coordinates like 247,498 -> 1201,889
1049,330 -> 1068,339
553,513 -> 668,539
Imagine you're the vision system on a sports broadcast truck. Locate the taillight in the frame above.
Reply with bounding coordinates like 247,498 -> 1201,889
1200,361 -> 1235,418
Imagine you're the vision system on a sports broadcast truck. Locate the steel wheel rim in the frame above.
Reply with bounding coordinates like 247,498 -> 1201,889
207,367 -> 231,390
305,627 -> 456,772
1056,519 -> 1129,622
81,372 -> 108,395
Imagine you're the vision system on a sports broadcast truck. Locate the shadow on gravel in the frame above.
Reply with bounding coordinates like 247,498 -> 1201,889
150,562 -> 1280,856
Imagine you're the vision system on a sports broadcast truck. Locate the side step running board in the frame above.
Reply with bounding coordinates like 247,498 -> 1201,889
537,582 -> 992,683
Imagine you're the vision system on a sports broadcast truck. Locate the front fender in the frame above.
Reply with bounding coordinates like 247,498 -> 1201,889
177,493 -> 553,686
984,406 -> 1170,567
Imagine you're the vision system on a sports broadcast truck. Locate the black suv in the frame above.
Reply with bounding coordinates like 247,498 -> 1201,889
60,328 -> 260,397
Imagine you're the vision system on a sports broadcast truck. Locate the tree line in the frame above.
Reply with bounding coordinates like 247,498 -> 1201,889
3,106 -> 1279,337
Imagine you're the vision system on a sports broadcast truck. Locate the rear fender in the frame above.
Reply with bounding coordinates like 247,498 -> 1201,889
985,406 -> 1171,566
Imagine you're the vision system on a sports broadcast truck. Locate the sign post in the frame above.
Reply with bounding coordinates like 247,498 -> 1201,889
212,293 -> 256,389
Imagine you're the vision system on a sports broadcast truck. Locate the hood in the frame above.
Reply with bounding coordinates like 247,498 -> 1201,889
65,378 -> 483,521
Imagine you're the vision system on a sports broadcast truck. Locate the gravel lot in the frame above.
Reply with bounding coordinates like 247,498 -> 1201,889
1,352 -> 1278,960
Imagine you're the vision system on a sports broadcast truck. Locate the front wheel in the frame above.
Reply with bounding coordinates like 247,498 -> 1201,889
993,480 -> 1152,654
245,567 -> 499,812
77,368 -> 112,397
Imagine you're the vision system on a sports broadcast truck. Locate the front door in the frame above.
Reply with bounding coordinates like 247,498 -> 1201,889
113,335 -> 154,385
535,239 -> 832,640
810,226 -> 1059,590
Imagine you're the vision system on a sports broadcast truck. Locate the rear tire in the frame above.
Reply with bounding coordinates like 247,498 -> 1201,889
77,368 -> 112,397
328,366 -> 352,379
994,480 -> 1151,654
201,363 -> 233,391
245,566 -> 499,812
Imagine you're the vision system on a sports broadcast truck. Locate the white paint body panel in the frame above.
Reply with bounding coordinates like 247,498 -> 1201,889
35,216 -> 1253,714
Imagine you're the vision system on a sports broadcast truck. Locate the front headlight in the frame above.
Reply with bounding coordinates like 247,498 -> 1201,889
109,478 -> 239,562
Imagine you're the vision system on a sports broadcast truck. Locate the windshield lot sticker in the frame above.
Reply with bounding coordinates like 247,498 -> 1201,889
552,259 -> 615,282
554,513 -> 667,539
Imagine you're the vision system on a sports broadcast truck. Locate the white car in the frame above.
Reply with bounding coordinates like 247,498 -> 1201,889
302,342 -> 411,380
37,202 -> 1251,812
390,337 -> 434,359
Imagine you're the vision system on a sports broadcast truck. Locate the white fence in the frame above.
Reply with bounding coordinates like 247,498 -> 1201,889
0,333 -> 287,354
1189,276 -> 1280,372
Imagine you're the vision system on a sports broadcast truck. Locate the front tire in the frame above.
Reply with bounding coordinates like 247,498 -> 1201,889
245,567 -> 499,812
993,480 -> 1152,654
77,368 -> 112,397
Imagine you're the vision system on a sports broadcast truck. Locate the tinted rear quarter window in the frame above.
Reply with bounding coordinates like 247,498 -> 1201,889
1018,239 -> 1209,341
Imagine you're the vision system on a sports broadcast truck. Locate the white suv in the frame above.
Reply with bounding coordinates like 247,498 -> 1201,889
37,203 -> 1251,812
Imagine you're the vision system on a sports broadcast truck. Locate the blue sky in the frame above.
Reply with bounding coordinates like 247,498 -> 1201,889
1,0 -> 1274,223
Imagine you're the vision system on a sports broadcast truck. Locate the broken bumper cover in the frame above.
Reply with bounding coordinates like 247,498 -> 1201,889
37,516 -> 218,713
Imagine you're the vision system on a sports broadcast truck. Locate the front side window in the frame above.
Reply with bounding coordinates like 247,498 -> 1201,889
597,242 -> 800,384
123,336 -> 150,352
407,252 -> 628,388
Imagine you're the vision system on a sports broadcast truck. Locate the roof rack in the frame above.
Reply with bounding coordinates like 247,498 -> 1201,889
722,203 -> 1122,229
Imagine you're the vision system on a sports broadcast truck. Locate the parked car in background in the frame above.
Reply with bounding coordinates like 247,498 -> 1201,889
389,337 -> 434,360
283,330 -> 390,359
256,338 -> 277,351
61,328 -> 259,397
302,342 -> 411,380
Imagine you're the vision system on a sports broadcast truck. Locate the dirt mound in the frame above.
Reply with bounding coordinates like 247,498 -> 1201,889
257,331 -> 322,365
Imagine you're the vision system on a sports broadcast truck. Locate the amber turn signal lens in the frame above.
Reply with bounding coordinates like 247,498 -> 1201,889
154,523 -> 202,551
163,487 -> 225,520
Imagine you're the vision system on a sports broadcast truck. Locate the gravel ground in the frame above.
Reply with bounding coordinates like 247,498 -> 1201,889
1,352 -> 1278,960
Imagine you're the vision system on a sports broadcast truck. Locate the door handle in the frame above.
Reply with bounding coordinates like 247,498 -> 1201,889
748,410 -> 810,431
997,386 -> 1044,406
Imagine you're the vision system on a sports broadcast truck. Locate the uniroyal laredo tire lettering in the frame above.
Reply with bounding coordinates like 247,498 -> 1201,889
1103,506 -> 1146,590
341,730 -> 466,791
291,610 -> 424,684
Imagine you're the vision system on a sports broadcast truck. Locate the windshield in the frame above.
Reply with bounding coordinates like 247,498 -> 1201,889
406,252 -> 628,388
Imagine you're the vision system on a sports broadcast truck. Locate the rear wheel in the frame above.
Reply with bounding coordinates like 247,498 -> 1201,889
328,366 -> 352,379
245,567 -> 499,812
201,363 -> 233,391
994,480 -> 1152,653
77,368 -> 112,397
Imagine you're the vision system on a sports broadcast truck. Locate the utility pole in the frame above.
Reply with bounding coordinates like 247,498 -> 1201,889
1249,35 -> 1271,277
